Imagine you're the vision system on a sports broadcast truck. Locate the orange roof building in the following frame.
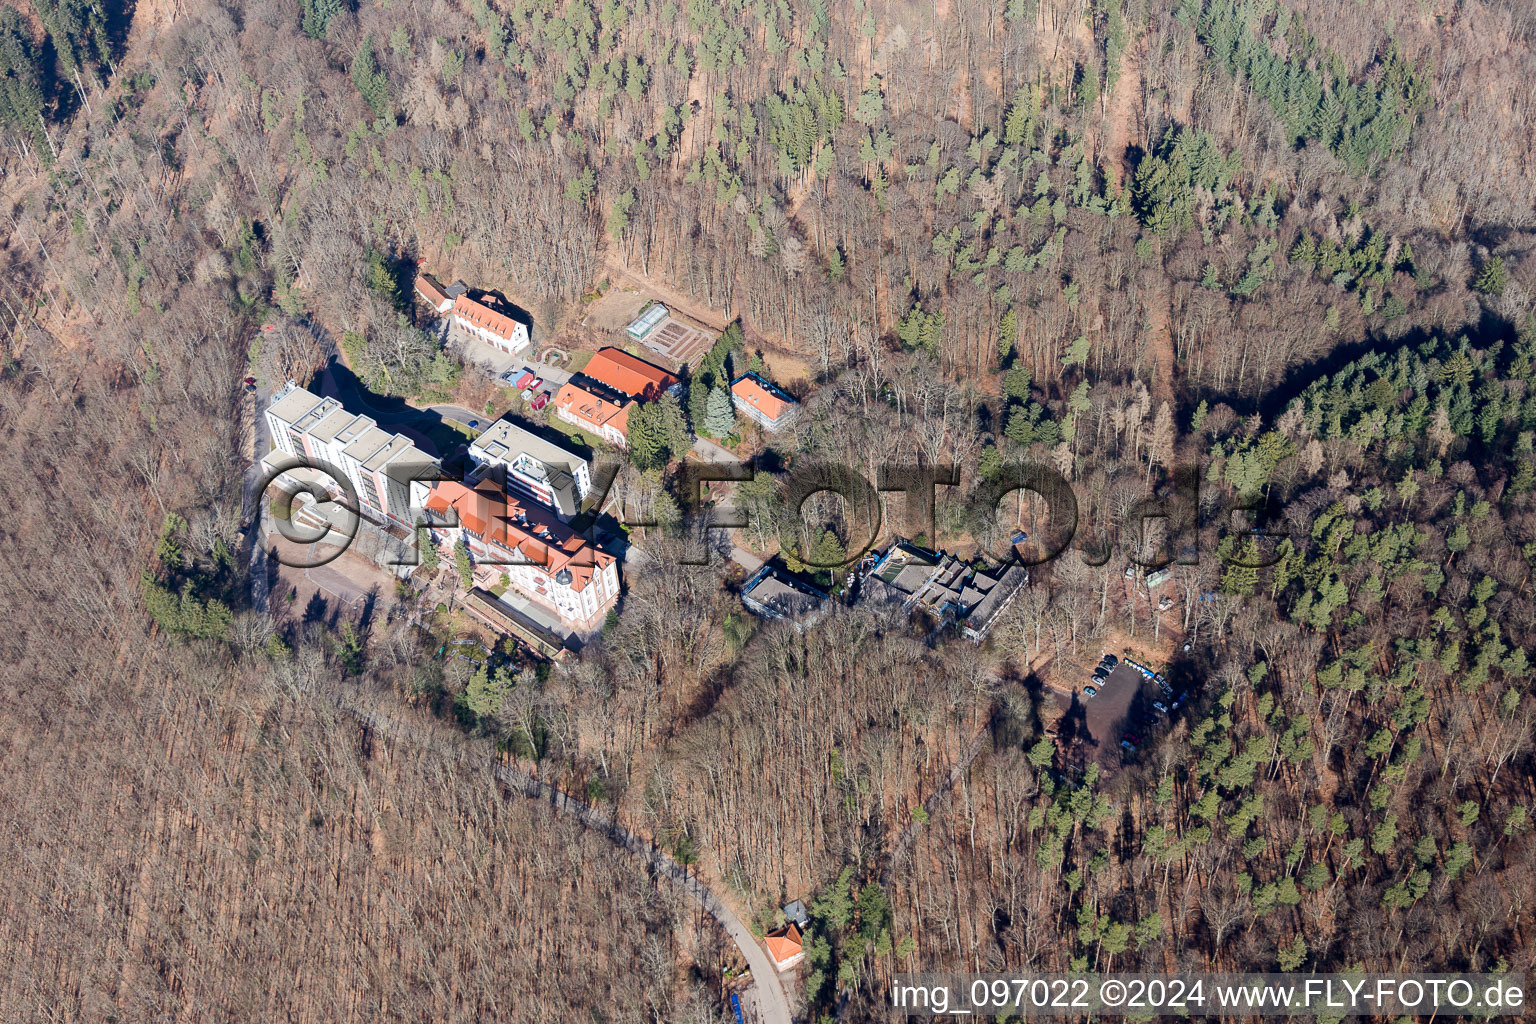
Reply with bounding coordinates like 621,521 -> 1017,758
580,347 -> 678,400
764,924 -> 805,970
423,476 -> 619,631
451,293 -> 530,355
553,380 -> 633,447
731,372 -> 798,432
551,348 -> 677,448
414,272 -> 453,313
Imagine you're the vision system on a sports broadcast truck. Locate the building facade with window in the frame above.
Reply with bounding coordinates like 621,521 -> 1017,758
730,372 -> 798,432
467,419 -> 591,518
423,477 -> 620,632
451,293 -> 530,355
264,382 -> 436,528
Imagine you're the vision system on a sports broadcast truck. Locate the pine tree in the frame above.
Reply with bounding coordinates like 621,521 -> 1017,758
351,34 -> 392,119
1002,363 -> 1032,401
1474,256 -> 1508,296
301,0 -> 344,40
998,307 -> 1017,360
826,245 -> 846,281
704,386 -> 735,437
0,10 -> 49,152
453,539 -> 474,586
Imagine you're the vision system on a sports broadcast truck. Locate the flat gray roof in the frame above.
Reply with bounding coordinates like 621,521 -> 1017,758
470,419 -> 584,474
342,425 -> 393,466
269,386 -> 331,429
744,567 -> 827,618
307,407 -> 362,443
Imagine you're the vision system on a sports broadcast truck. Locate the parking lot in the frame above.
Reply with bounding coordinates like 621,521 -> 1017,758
440,319 -> 575,389
1055,658 -> 1180,768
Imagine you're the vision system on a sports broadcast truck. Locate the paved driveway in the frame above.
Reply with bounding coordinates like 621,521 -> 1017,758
454,335 -> 573,389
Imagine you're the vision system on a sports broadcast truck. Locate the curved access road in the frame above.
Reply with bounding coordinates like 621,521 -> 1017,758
504,769 -> 794,1024
316,690 -> 794,1024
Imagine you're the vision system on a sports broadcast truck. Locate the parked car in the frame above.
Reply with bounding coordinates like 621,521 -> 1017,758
522,387 -> 535,401
1120,739 -> 1136,750
1083,685 -> 1099,698
1092,667 -> 1109,681
1152,701 -> 1169,714
467,419 -> 480,430
1100,654 -> 1118,667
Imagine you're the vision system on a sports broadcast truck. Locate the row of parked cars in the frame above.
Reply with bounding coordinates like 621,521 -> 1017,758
1082,653 -> 1118,698
499,367 -> 552,410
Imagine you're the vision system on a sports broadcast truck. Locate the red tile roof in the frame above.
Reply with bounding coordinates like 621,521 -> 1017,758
554,380 -> 632,438
765,924 -> 803,965
453,294 -> 523,343
424,478 -> 613,590
581,347 -> 677,400
415,273 -> 450,308
731,374 -> 795,422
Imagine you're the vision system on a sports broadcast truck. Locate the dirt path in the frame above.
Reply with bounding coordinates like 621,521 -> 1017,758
881,721 -> 992,884
1142,281 -> 1176,399
601,253 -> 731,332
1098,36 -> 1146,192
298,682 -> 795,1024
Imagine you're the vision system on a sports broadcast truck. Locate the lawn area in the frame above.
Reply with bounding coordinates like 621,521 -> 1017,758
543,413 -> 608,452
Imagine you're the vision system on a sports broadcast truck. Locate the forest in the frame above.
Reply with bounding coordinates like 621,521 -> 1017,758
1,0 -> 1534,1020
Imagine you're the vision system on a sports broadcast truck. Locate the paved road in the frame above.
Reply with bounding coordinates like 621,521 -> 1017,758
683,437 -> 764,572
452,332 -> 574,389
524,776 -> 794,1024
427,403 -> 483,430
691,435 -> 741,464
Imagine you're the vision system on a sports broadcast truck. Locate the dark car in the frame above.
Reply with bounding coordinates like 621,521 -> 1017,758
1100,654 -> 1118,668
468,419 -> 480,429
1092,667 -> 1109,681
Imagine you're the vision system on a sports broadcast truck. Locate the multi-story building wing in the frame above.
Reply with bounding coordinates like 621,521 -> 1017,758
580,347 -> 678,400
423,477 -> 620,632
553,379 -> 631,447
451,293 -> 530,355
264,382 -> 436,529
730,372 -> 798,432
551,347 -> 679,448
468,419 -> 591,518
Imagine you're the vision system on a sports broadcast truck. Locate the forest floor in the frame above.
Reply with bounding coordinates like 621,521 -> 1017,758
1099,37 -> 1146,192
600,253 -> 731,331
